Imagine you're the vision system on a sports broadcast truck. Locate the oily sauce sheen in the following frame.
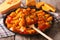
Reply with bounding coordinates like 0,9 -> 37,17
5,8 -> 53,34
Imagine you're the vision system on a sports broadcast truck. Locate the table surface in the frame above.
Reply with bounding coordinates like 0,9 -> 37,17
0,0 -> 60,40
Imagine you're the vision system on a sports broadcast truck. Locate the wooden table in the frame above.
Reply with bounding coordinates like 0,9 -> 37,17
0,0 -> 60,40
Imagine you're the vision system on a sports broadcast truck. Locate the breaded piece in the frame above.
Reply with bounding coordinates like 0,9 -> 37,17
26,0 -> 36,6
42,6 -> 50,11
42,3 -> 56,12
36,2 -> 44,9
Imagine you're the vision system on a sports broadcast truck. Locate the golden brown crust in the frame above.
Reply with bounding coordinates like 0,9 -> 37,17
42,3 -> 56,12
0,0 -> 21,14
26,0 -> 36,6
36,2 -> 44,9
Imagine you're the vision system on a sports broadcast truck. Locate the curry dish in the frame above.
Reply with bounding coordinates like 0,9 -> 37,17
5,8 -> 53,34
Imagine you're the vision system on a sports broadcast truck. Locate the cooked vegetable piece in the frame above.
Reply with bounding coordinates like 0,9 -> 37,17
47,16 -> 53,21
